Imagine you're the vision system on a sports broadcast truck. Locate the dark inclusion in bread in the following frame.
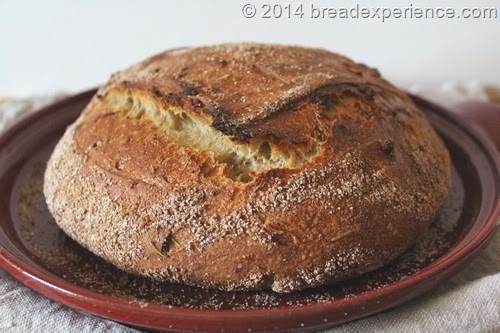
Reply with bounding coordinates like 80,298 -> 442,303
44,43 -> 451,292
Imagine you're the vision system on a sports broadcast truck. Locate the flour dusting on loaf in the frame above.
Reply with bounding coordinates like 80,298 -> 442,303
44,43 -> 451,292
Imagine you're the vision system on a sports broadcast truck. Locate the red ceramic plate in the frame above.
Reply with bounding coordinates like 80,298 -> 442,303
0,90 -> 499,332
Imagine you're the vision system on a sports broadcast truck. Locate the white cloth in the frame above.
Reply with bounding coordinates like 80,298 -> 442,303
0,84 -> 498,333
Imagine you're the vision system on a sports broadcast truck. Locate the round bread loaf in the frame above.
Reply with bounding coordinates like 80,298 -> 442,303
44,43 -> 451,292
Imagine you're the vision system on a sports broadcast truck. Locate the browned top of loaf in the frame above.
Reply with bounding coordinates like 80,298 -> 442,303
99,43 -> 390,143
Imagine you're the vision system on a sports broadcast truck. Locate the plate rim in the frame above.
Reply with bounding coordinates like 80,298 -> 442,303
0,89 -> 498,330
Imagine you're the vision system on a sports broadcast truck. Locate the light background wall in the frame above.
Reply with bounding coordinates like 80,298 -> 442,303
1,0 -> 499,96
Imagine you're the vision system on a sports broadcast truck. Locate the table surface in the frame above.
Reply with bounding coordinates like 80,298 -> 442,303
0,83 -> 498,333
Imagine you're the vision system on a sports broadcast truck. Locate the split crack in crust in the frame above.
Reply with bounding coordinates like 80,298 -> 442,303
105,92 -> 323,182
44,43 -> 452,293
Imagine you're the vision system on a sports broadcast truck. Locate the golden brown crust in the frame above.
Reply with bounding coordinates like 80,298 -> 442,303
44,43 -> 451,292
